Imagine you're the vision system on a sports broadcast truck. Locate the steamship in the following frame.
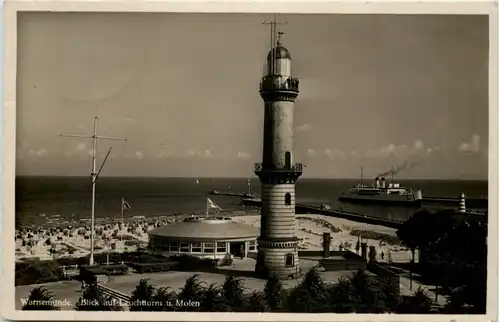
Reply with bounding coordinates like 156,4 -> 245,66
338,176 -> 423,206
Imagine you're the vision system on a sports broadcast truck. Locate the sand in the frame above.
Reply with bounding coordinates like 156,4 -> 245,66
234,214 -> 414,264
16,213 -> 413,264
15,222 -> 152,262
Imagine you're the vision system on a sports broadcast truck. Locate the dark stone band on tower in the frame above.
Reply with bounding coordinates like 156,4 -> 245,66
259,76 -> 300,102
254,162 -> 303,184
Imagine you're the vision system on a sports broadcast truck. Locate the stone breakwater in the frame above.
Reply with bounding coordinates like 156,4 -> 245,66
296,216 -> 342,233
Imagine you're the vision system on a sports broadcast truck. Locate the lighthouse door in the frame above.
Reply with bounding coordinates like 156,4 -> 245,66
285,152 -> 291,169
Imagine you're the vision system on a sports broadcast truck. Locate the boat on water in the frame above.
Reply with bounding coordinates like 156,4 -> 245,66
338,175 -> 423,206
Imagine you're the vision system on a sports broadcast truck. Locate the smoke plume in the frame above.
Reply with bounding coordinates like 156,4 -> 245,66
378,160 -> 422,177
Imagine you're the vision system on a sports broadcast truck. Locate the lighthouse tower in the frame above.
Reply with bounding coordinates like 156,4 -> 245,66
254,20 -> 302,279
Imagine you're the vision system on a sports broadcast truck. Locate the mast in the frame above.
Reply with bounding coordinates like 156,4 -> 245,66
60,115 -> 127,266
360,165 -> 364,186
120,197 -> 124,245
263,14 -> 287,75
206,197 -> 209,218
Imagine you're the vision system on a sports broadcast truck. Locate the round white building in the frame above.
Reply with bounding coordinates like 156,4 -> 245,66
147,217 -> 259,259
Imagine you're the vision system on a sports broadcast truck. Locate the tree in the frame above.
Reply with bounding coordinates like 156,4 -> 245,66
397,287 -> 433,314
200,283 -> 227,312
153,286 -> 178,312
245,291 -> 268,312
16,259 -> 64,286
444,286 -> 468,314
398,210 -> 487,313
178,274 -> 205,311
130,279 -> 156,311
397,209 -> 449,269
22,286 -> 60,310
264,274 -> 285,311
349,269 -> 387,313
397,209 -> 463,291
398,209 -> 460,261
286,267 -> 330,312
222,276 -> 246,311
433,218 -> 487,313
380,279 -> 402,312
327,277 -> 356,313
75,283 -> 122,311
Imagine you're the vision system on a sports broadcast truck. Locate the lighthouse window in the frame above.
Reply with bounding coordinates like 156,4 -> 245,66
285,254 -> 294,267
285,193 -> 292,206
285,151 -> 291,169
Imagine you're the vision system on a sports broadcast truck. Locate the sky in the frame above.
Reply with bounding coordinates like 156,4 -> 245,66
16,13 -> 489,179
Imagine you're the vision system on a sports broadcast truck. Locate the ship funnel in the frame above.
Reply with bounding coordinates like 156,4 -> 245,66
381,177 -> 386,188
375,177 -> 380,188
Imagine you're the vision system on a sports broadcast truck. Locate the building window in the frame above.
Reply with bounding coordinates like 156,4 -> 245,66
285,193 -> 291,206
161,238 -> 169,250
169,241 -> 178,252
285,151 -> 291,169
285,254 -> 294,267
203,242 -> 215,253
179,242 -> 190,253
249,240 -> 257,251
216,242 -> 227,253
191,242 -> 202,253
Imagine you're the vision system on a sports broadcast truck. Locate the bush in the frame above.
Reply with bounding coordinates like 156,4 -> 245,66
171,254 -> 216,270
16,259 -> 64,286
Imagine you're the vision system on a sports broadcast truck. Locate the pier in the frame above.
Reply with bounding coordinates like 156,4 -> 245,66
209,189 -> 257,198
421,196 -> 488,210
240,198 -> 404,229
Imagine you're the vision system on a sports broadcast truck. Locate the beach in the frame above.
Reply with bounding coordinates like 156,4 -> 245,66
15,212 -> 412,264
235,214 -> 413,263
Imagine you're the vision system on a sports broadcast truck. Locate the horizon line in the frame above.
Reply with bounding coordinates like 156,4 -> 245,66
15,174 -> 489,181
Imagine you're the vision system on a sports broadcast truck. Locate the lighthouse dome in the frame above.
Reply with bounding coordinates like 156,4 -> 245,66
267,45 -> 292,60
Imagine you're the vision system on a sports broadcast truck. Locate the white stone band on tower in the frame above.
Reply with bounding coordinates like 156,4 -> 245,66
260,184 -> 296,238
254,19 -> 302,279
459,192 -> 466,212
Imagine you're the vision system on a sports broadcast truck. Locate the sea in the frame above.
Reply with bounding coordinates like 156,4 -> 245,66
15,176 -> 488,228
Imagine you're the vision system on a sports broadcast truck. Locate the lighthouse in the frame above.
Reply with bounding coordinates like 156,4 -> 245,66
254,18 -> 302,279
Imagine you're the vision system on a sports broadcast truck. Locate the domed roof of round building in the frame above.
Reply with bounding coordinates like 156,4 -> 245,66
148,217 -> 260,241
267,45 -> 292,60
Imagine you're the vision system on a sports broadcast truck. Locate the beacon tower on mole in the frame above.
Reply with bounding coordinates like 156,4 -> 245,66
254,17 -> 302,279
